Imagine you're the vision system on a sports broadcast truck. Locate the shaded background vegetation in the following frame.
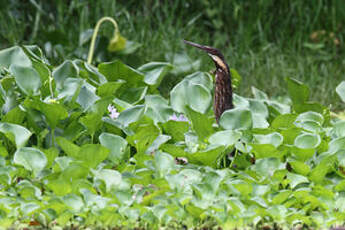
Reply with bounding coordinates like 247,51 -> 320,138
0,0 -> 344,109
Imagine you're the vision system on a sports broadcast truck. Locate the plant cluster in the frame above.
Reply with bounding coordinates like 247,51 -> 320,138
1,44 -> 345,229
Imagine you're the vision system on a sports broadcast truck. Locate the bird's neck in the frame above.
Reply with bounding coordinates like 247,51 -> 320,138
214,67 -> 233,122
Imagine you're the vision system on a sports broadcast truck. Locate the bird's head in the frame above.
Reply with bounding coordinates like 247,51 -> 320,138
183,40 -> 229,73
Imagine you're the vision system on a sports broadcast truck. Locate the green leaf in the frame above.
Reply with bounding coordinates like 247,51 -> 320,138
98,60 -> 144,86
309,155 -> 335,183
79,112 -> 102,136
76,144 -> 109,168
94,169 -> 127,192
188,145 -> 226,168
287,172 -> 309,189
336,81 -> 345,103
62,194 -> 84,212
10,64 -> 41,96
289,161 -> 310,176
57,78 -> 83,102
76,84 -> 100,111
138,62 -> 173,86
251,144 -> 281,159
115,40 -> 142,55
38,101 -> 68,129
272,114 -> 298,129
0,46 -> 31,68
329,137 -> 345,154
251,86 -> 268,100
117,105 -> 146,127
61,162 -> 89,180
145,95 -> 174,123
154,151 -> 175,177
253,132 -> 283,147
208,130 -> 241,146
127,123 -> 160,154
52,60 -> 78,90
43,147 -> 59,168
56,137 -> 81,158
146,135 -> 171,154
97,80 -> 125,97
286,77 -> 309,104
170,73 -> 212,114
99,132 -> 128,164
119,86 -> 147,104
162,120 -> 189,142
47,178 -> 72,196
2,106 -> 25,125
14,147 -> 47,176
219,108 -> 252,130
294,133 -> 320,149
167,53 -> 201,75
0,122 -> 32,148
295,111 -> 324,126
250,158 -> 285,178
186,106 -> 213,140
230,68 -> 242,90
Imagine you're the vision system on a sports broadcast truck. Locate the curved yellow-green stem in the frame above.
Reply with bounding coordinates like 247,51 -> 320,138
87,16 -> 119,64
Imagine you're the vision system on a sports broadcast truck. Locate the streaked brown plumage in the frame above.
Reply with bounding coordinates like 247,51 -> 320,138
183,40 -> 233,123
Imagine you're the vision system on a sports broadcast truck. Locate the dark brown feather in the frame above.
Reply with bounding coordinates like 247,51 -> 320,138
184,40 -> 233,123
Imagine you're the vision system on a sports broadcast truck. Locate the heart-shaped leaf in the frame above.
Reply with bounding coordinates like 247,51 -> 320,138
0,122 -> 32,148
10,65 -> 41,96
219,108 -> 252,130
14,147 -> 47,176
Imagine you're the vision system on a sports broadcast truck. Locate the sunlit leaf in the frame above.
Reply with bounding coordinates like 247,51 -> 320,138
14,147 -> 47,176
219,108 -> 252,130
0,122 -> 32,148
99,132 -> 128,164
10,64 -> 41,96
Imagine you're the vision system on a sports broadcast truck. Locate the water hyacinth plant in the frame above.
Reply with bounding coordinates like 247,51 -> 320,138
1,15 -> 345,229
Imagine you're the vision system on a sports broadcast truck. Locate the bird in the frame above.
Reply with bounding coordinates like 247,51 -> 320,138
183,40 -> 233,123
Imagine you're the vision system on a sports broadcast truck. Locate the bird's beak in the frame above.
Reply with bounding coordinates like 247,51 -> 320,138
183,40 -> 216,54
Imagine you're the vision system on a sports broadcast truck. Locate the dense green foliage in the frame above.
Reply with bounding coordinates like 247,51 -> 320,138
1,0 -> 344,109
1,44 -> 345,229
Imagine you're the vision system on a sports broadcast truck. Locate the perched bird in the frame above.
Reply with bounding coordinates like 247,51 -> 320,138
183,40 -> 234,123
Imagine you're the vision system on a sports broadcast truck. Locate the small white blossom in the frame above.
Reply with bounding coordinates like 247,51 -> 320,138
169,113 -> 188,122
108,105 -> 119,119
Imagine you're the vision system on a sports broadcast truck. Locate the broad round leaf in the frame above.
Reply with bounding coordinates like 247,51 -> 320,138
0,46 -> 31,68
208,130 -> 241,146
14,147 -> 47,176
145,95 -> 174,123
99,132 -> 128,164
52,60 -> 78,90
138,62 -> 173,86
154,151 -> 175,177
0,122 -> 32,148
219,108 -> 252,130
117,105 -> 146,127
294,133 -> 321,149
93,169 -> 128,192
295,111 -> 324,126
10,64 -> 41,96
186,83 -> 212,114
170,73 -> 212,114
76,144 -> 109,168
254,132 -> 283,147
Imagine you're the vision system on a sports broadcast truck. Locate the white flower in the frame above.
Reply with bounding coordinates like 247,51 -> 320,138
108,105 -> 119,119
169,113 -> 188,122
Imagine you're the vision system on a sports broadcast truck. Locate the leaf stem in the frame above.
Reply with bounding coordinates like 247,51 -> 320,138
87,16 -> 119,65
48,72 -> 54,99
229,148 -> 238,169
